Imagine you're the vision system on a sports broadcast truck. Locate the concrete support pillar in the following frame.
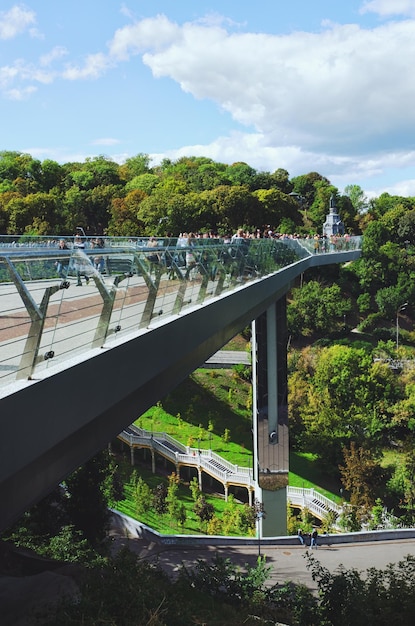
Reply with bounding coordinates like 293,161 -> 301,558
266,304 -> 278,437
252,295 -> 289,538
130,446 -> 135,466
198,467 -> 202,490
151,449 -> 155,474
224,484 -> 228,502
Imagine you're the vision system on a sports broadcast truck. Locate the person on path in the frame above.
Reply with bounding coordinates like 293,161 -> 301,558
55,239 -> 69,278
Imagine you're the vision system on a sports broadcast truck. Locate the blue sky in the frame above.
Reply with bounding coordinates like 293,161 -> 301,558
1,1 -> 415,198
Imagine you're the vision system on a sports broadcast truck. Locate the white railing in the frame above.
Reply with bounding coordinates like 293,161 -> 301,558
118,427 -> 342,519
119,426 -> 255,488
288,486 -> 342,521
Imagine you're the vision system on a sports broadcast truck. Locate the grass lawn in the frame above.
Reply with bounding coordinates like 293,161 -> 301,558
135,367 -> 253,466
114,458 -> 254,536
289,451 -> 343,503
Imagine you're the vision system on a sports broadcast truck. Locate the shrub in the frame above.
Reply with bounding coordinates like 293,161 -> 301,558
357,312 -> 384,332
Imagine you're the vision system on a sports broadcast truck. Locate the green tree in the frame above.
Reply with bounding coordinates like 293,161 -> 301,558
83,155 -> 121,187
344,183 -> 368,214
39,159 -> 64,193
166,472 -> 181,523
120,153 -> 151,180
225,161 -> 257,189
308,181 -> 336,228
194,495 -> 215,528
253,188 -> 301,232
339,442 -> 382,512
189,476 -> 201,502
291,171 -> 330,210
271,167 -> 293,194
125,173 -> 159,195
375,285 -> 406,319
205,184 -> 261,232
152,482 -> 168,515
133,476 -> 152,516
296,344 -> 401,466
288,280 -> 351,337
107,189 -> 147,236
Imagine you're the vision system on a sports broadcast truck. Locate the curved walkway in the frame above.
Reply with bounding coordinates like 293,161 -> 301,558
110,513 -> 415,591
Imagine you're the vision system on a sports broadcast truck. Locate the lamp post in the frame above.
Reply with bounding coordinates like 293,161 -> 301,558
254,498 -> 266,557
396,302 -> 408,354
257,511 -> 264,556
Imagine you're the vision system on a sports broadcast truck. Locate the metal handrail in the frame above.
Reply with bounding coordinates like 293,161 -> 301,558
0,235 -> 362,391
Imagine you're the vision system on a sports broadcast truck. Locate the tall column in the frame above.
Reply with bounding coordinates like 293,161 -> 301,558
252,295 -> 289,537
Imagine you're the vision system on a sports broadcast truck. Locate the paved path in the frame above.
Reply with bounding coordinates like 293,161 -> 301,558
109,527 -> 415,591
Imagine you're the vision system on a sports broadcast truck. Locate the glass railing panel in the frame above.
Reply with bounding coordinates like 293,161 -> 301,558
0,236 -> 362,389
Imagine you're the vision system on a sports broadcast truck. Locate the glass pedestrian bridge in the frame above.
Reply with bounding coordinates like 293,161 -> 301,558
0,233 -> 362,533
0,234 -> 361,391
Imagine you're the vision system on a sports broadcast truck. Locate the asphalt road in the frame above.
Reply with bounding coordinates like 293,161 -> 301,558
110,529 -> 415,591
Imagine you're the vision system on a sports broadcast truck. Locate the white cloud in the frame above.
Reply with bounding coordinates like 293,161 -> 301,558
360,0 -> 415,17
108,14 -> 181,61
0,64 -> 19,88
62,52 -> 113,80
0,5 -> 36,39
6,85 -> 37,100
131,16 -> 415,160
376,178 -> 415,196
0,58 -> 55,95
40,46 -> 68,67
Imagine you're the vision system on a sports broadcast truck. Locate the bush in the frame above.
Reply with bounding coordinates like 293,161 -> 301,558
357,312 -> 384,332
372,327 -> 396,340
232,363 -> 251,381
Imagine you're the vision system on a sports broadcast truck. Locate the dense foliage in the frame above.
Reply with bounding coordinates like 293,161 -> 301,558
33,550 -> 415,625
3,450 -> 120,560
0,151 -> 361,236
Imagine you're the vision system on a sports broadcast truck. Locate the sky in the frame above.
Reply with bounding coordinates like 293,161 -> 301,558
1,1 -> 415,198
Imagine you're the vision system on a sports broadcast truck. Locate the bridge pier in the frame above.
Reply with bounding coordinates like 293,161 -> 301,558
252,296 -> 289,537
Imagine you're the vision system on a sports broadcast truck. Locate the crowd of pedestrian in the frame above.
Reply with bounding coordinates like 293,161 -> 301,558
50,226 -> 356,285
